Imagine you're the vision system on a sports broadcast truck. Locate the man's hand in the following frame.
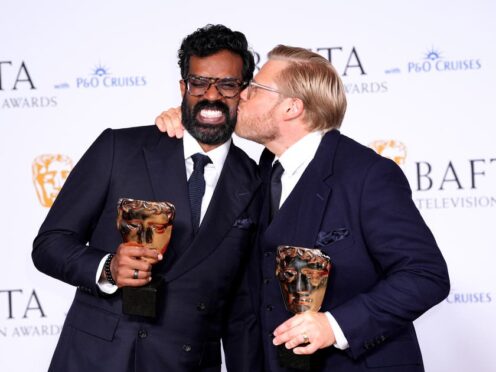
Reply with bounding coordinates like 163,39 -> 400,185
155,107 -> 184,138
110,242 -> 162,287
272,311 -> 336,355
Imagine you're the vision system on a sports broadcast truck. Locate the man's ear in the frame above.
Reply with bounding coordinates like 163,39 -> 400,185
282,98 -> 304,120
180,80 -> 186,96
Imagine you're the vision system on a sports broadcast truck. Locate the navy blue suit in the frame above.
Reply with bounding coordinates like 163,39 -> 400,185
255,130 -> 449,371
32,126 -> 262,372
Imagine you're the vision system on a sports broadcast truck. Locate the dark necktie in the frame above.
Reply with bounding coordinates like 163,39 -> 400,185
188,153 -> 211,233
270,160 -> 284,221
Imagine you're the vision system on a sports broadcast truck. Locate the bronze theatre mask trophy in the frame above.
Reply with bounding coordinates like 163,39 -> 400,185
117,198 -> 175,318
276,246 -> 332,371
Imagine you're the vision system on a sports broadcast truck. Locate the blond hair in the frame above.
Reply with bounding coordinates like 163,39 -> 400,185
268,45 -> 347,131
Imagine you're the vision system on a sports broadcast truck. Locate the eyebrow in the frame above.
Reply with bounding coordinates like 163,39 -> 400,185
189,74 -> 242,81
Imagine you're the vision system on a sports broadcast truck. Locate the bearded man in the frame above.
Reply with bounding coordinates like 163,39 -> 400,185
32,24 -> 262,372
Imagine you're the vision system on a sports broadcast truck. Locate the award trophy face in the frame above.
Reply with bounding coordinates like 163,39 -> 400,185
117,198 -> 175,318
275,246 -> 332,371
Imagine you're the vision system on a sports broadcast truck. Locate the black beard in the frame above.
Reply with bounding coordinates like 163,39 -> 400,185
181,98 -> 236,146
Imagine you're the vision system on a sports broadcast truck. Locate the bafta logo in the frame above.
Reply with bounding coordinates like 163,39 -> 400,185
32,154 -> 73,207
369,139 -> 407,165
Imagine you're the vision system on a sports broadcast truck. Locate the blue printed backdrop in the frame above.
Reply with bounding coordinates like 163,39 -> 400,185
1,1 -> 495,371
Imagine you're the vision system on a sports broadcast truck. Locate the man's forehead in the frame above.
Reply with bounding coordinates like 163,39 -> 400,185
255,59 -> 288,83
188,50 -> 243,78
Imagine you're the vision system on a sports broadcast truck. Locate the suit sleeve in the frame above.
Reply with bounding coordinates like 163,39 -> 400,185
32,128 -> 114,294
331,157 -> 450,359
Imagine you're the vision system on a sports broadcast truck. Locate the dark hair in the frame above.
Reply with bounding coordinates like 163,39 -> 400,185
178,24 -> 255,83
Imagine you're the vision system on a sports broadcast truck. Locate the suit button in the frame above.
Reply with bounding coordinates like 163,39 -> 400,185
264,252 -> 272,257
138,329 -> 147,338
197,303 -> 206,311
266,305 -> 273,311
182,344 -> 192,352
263,278 -> 270,284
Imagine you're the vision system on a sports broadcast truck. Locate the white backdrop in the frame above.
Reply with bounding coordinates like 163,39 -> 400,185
1,1 -> 495,371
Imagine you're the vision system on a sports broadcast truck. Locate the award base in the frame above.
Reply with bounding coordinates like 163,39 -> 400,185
122,277 -> 163,318
277,344 -> 312,371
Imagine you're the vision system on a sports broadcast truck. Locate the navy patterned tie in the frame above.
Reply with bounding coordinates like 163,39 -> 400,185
188,153 -> 212,233
270,160 -> 284,221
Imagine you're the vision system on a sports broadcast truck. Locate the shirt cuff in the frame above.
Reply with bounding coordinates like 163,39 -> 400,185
96,254 -> 118,295
325,311 -> 349,350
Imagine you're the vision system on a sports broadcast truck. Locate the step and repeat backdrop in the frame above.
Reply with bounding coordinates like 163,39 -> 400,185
1,0 -> 495,371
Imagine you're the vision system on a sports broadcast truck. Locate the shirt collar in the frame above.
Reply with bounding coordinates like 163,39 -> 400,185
183,130 -> 231,168
277,131 -> 323,176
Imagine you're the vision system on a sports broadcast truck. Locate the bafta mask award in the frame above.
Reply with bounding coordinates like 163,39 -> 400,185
117,198 -> 175,318
276,246 -> 332,371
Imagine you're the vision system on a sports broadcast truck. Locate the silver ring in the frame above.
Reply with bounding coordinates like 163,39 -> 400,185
133,269 -> 139,279
302,333 -> 309,344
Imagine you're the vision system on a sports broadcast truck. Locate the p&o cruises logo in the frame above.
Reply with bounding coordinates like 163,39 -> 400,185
407,47 -> 482,74
446,290 -> 492,305
54,63 -> 147,89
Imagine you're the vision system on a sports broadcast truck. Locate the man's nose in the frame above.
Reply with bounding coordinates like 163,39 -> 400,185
203,84 -> 222,101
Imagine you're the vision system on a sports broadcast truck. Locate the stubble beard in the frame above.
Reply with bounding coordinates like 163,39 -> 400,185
236,106 -> 280,146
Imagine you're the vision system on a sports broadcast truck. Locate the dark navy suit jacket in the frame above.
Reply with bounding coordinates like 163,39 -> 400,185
255,130 -> 449,372
32,126 -> 263,372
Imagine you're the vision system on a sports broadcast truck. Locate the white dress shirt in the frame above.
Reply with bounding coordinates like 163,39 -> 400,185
96,131 -> 231,294
275,130 -> 349,350
182,130 -> 231,224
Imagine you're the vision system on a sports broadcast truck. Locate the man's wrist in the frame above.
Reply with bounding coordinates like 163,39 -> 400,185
104,253 -> 116,285
96,254 -> 118,295
325,311 -> 349,350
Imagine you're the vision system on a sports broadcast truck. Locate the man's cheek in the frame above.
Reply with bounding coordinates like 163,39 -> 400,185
230,107 -> 239,120
228,100 -> 240,114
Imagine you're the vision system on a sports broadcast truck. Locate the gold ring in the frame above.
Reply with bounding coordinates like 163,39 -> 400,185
133,269 -> 139,279
302,333 -> 309,344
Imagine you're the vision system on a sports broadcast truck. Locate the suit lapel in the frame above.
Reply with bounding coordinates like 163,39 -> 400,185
164,143 -> 260,282
264,130 -> 341,248
143,136 -> 193,269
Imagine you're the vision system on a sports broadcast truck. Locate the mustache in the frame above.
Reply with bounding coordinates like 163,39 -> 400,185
192,100 -> 230,117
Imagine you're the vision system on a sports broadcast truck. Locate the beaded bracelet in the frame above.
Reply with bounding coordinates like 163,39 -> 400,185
104,254 -> 116,285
